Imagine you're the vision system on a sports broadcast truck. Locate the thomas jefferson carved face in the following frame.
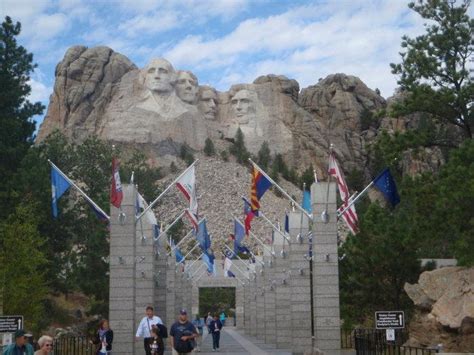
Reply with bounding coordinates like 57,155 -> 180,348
143,58 -> 176,94
231,89 -> 255,124
176,71 -> 199,104
198,87 -> 218,120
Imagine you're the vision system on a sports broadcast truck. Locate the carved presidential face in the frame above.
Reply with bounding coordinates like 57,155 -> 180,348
198,87 -> 218,120
176,71 -> 198,104
143,58 -> 175,94
231,89 -> 255,124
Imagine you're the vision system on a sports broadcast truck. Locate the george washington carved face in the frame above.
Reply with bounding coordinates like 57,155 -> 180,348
142,58 -> 176,94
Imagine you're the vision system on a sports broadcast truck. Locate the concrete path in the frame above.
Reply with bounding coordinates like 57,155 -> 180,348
165,326 -> 292,355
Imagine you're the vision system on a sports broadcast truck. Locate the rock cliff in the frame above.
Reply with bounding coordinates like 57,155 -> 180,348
404,267 -> 474,352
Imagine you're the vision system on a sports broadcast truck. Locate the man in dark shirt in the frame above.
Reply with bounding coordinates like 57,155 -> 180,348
169,309 -> 198,355
2,330 -> 34,355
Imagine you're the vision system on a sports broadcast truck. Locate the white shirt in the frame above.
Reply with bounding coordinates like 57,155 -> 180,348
136,315 -> 163,338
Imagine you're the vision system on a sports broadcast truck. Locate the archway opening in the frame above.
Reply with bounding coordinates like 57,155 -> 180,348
198,287 -> 236,325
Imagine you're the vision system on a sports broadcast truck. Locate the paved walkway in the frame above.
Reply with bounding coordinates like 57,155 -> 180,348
165,326 -> 291,355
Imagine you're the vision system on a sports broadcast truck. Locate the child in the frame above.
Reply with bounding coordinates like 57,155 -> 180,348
149,326 -> 164,355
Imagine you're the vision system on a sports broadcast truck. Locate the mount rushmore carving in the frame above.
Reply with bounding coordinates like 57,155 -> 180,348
38,45 -> 389,175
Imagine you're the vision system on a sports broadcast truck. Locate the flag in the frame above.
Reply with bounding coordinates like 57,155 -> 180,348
203,250 -> 216,276
250,166 -> 272,211
51,165 -> 72,218
243,197 -> 259,235
234,219 -> 246,248
110,158 -> 123,208
86,200 -> 109,222
195,219 -> 211,252
171,240 -> 185,264
136,193 -> 158,225
224,257 -> 233,278
302,190 -> 312,214
176,166 -> 198,229
227,270 -> 236,278
284,213 -> 290,233
373,168 -> 400,207
328,153 -> 359,234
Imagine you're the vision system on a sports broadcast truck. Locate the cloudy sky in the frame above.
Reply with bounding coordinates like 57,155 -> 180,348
2,0 -> 465,127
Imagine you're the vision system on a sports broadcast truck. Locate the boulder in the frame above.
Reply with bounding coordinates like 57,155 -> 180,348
404,267 -> 474,352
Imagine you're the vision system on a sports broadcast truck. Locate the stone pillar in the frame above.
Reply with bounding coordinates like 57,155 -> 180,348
134,192 -> 156,354
255,260 -> 265,341
312,182 -> 341,353
109,184 -> 137,354
243,282 -> 251,333
263,248 -> 276,345
273,230 -> 291,349
191,284 -> 199,319
235,283 -> 244,328
154,238 -> 168,323
166,258 -> 176,327
289,211 -> 312,354
249,270 -> 258,337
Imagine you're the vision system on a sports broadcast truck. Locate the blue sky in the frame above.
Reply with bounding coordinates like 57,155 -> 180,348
2,0 -> 465,128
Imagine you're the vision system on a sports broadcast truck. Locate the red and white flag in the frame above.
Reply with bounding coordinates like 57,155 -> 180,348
176,165 -> 198,229
328,153 -> 359,234
110,158 -> 123,208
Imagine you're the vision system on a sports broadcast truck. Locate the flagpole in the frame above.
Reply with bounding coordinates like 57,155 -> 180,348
248,158 -> 312,220
338,181 -> 374,217
189,262 -> 206,278
234,216 -> 275,257
242,196 -> 290,243
224,246 -> 251,279
185,252 -> 204,273
298,182 -> 306,240
168,228 -> 194,256
337,191 -> 358,216
323,145 -> 334,221
48,160 -> 110,220
136,160 -> 199,222
176,243 -> 200,267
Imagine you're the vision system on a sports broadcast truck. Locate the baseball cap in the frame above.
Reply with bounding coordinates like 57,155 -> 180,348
15,330 -> 32,338
179,309 -> 187,315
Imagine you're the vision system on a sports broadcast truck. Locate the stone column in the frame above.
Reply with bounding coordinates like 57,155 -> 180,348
109,184 -> 137,354
165,258 -> 176,327
255,260 -> 265,341
243,282 -> 251,333
273,229 -> 291,349
191,284 -> 199,320
263,247 -> 276,345
289,211 -> 312,354
134,192 -> 156,354
235,283 -> 244,328
154,238 -> 168,323
249,270 -> 258,337
312,182 -> 341,353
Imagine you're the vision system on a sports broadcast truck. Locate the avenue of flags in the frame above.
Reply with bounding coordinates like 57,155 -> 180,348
49,144 -> 401,282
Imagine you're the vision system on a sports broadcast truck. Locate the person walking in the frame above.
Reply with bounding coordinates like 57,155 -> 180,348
205,312 -> 212,334
136,306 -> 164,355
3,330 -> 34,355
209,315 -> 223,352
219,312 -> 226,327
169,309 -> 198,355
149,326 -> 164,355
92,319 -> 113,354
191,315 -> 204,352
34,335 -> 53,355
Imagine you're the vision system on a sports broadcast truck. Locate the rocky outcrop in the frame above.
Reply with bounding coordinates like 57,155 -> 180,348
404,267 -> 474,352
37,46 -> 389,179
37,46 -> 136,142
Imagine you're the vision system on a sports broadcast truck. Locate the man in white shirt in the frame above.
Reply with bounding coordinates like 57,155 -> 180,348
136,306 -> 163,354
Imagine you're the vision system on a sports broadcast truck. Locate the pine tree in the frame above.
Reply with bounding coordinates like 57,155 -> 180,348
0,201 -> 48,332
229,128 -> 250,164
257,141 -> 271,170
390,0 -> 474,140
204,138 -> 216,156
0,16 -> 44,220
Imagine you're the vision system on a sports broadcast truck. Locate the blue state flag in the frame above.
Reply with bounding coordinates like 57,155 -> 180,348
234,219 -> 245,248
86,201 -> 109,222
302,190 -> 312,214
51,165 -> 72,218
171,240 -> 185,264
203,250 -> 216,275
195,219 -> 211,252
373,168 -> 400,207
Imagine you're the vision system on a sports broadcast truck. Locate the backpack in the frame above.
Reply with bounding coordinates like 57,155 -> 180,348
174,339 -> 194,353
157,324 -> 168,339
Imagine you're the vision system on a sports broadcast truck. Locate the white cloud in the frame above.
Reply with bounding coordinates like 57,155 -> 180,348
28,78 -> 52,103
119,11 -> 181,37
34,13 -> 70,39
0,0 -> 51,23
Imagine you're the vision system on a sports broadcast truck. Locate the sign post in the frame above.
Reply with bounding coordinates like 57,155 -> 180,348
0,316 -> 24,347
375,311 -> 404,342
